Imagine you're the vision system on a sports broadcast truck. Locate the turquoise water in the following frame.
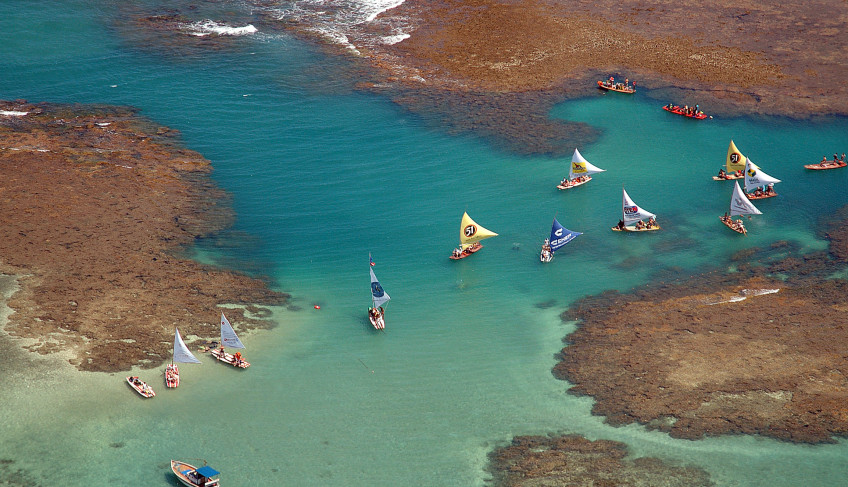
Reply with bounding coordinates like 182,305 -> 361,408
2,1 -> 848,485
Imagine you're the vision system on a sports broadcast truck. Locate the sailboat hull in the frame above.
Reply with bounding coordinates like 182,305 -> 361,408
368,308 -> 386,330
720,216 -> 747,234
165,364 -> 179,388
746,191 -> 777,200
210,348 -> 250,368
449,242 -> 483,260
611,225 -> 661,232
712,174 -> 743,180
556,176 -> 592,190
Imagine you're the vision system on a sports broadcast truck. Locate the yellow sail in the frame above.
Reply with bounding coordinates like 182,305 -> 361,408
726,139 -> 747,173
459,212 -> 498,249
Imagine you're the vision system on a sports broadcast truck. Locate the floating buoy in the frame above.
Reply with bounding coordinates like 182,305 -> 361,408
314,305 -> 320,310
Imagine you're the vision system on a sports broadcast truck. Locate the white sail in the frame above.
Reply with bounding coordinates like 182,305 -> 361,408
569,148 -> 606,180
622,188 -> 656,224
730,182 -> 762,216
173,328 -> 201,364
220,312 -> 245,349
370,267 -> 391,308
743,158 -> 781,192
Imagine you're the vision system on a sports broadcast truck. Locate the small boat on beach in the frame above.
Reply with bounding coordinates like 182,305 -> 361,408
612,188 -> 660,232
743,157 -> 781,200
597,79 -> 635,93
210,312 -> 250,369
126,376 -> 155,398
557,148 -> 606,190
450,212 -> 498,260
171,460 -> 220,487
721,181 -> 762,235
368,263 -> 390,330
663,104 -> 708,120
540,217 -> 581,262
713,139 -> 746,180
166,327 -> 202,388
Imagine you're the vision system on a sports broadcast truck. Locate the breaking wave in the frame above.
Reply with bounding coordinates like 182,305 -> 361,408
183,20 -> 258,37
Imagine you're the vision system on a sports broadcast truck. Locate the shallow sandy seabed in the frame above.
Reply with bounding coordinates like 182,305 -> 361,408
0,100 -> 287,373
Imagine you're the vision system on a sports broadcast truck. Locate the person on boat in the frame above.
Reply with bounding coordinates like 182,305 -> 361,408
635,220 -> 646,230
766,183 -> 774,194
617,220 -> 625,230
718,168 -> 726,178
736,219 -> 745,232
452,247 -> 462,258
822,156 -> 828,166
842,153 -> 846,163
646,216 -> 657,229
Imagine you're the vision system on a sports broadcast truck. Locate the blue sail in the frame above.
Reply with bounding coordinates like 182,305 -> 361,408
549,218 -> 582,253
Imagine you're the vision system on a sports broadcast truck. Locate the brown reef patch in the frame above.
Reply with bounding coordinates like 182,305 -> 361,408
487,434 -> 712,487
322,0 -> 847,154
553,210 -> 848,443
0,100 -> 287,373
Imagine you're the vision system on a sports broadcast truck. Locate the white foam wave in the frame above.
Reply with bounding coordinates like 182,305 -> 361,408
270,0 -> 409,52
0,111 -> 28,116
184,20 -> 258,37
382,33 -> 409,45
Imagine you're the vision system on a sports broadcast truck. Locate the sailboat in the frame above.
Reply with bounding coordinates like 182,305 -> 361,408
368,266 -> 390,330
540,217 -> 582,262
449,212 -> 498,260
557,148 -> 606,189
743,157 -> 781,200
165,327 -> 202,388
713,139 -> 746,180
720,181 -> 762,235
210,312 -> 250,368
612,188 -> 660,232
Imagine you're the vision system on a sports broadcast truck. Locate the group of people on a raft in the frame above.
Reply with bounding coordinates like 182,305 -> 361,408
559,175 -> 590,187
666,103 -> 702,116
820,153 -> 846,167
720,213 -> 746,233
600,76 -> 635,91
615,216 -> 657,230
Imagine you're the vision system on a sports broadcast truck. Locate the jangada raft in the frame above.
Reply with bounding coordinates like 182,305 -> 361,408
721,181 -> 762,235
166,327 -> 202,388
450,212 -> 498,260
743,157 -> 780,200
540,217 -> 581,262
126,376 -> 155,398
713,139 -> 746,180
611,188 -> 660,232
557,148 -> 605,190
171,460 -> 220,487
210,312 -> 250,368
368,263 -> 390,330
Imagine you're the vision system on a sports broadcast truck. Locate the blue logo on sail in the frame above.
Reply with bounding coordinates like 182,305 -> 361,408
549,218 -> 581,252
371,282 -> 384,298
